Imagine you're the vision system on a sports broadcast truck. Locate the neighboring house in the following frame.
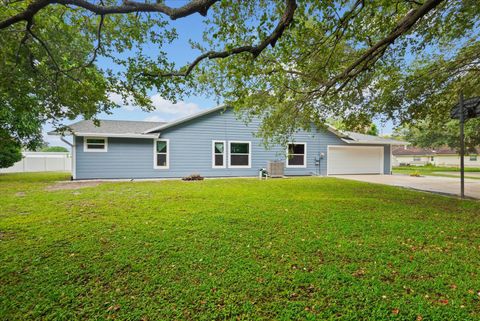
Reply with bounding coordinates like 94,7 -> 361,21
50,106 -> 406,180
0,152 -> 72,173
392,146 -> 479,167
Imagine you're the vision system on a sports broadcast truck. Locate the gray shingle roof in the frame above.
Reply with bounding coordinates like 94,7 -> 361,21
64,119 -> 166,135
341,131 -> 409,145
49,107 -> 407,147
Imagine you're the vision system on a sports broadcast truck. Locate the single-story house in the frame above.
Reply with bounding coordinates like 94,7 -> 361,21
51,106 -> 407,180
392,146 -> 479,167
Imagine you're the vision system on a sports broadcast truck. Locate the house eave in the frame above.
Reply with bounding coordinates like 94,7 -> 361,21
325,124 -> 349,138
341,138 -> 410,145
74,132 -> 160,139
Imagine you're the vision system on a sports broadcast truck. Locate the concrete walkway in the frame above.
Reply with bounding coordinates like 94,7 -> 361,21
332,174 -> 480,199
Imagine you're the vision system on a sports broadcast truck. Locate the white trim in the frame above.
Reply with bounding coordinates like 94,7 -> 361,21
72,135 -> 76,179
228,141 -> 251,168
153,138 -> 169,169
341,138 -> 409,145
84,137 -> 108,152
327,145 -> 384,176
286,142 -> 307,168
389,145 -> 393,174
144,105 -> 228,133
326,124 -> 348,138
77,132 -> 159,139
212,140 -> 226,169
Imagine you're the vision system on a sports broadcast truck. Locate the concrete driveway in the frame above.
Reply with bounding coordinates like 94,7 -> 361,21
332,174 -> 480,199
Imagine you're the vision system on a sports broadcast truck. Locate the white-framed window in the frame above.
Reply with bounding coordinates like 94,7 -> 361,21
229,141 -> 251,168
286,142 -> 307,168
84,137 -> 107,152
154,139 -> 169,169
212,140 -> 226,168
470,155 -> 478,161
413,156 -> 421,162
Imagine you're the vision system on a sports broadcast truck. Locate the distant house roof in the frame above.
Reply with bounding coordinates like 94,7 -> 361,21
392,146 -> 480,156
49,105 -> 408,145
49,120 -> 165,138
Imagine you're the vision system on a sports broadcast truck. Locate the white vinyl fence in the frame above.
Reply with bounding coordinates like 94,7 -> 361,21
0,152 -> 72,173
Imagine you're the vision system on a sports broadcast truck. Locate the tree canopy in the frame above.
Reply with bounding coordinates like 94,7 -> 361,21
395,118 -> 480,153
328,118 -> 378,136
1,0 -> 479,147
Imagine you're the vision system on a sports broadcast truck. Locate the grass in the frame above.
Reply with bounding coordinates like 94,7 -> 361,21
393,165 -> 480,179
1,172 -> 480,320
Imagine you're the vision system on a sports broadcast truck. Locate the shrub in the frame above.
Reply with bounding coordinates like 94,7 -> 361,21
41,146 -> 69,152
182,174 -> 204,181
0,138 -> 22,169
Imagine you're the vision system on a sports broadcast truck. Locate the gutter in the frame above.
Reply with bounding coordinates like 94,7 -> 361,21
60,136 -> 73,147
341,138 -> 410,145
74,132 -> 160,139
50,132 -> 160,139
325,124 -> 349,138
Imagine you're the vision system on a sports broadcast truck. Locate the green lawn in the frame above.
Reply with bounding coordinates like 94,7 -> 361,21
393,165 -> 480,179
1,173 -> 480,320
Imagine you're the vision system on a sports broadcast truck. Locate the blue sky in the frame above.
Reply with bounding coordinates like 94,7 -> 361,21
45,1 -> 394,148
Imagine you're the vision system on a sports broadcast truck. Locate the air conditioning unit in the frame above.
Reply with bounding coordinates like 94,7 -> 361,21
267,161 -> 284,178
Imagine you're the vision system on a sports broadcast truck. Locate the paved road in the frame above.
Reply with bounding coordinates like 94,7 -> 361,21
332,174 -> 480,199
433,171 -> 480,178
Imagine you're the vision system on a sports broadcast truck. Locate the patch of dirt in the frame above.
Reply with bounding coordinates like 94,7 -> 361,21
0,231 -> 15,240
45,181 -> 102,191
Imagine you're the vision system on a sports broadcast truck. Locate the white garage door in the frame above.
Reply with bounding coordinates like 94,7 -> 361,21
327,146 -> 384,175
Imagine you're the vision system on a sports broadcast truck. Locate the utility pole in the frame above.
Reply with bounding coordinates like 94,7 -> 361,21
451,94 -> 480,199
459,91 -> 465,199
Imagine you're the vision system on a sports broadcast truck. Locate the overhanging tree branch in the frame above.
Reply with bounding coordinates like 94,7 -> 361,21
320,0 -> 444,96
25,18 -> 81,81
157,0 -> 297,77
67,13 -> 104,71
0,0 -> 219,30
2,0 -> 297,79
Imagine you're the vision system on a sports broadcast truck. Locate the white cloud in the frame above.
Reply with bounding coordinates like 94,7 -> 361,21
143,115 -> 166,122
108,92 -> 136,111
109,92 -> 201,117
150,94 -> 200,116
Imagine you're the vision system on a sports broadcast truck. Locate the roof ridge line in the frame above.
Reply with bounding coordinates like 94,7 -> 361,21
143,104 -> 229,134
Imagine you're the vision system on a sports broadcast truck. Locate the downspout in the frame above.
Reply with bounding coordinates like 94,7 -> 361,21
390,144 -> 393,174
60,136 -> 75,180
60,136 -> 73,147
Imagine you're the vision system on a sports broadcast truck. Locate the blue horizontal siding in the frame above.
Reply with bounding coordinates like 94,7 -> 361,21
75,109 -> 391,179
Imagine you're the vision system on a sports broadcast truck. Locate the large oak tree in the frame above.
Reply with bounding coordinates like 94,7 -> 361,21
1,0 -> 478,147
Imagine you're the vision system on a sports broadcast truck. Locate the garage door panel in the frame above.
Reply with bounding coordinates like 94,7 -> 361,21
328,146 -> 384,175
